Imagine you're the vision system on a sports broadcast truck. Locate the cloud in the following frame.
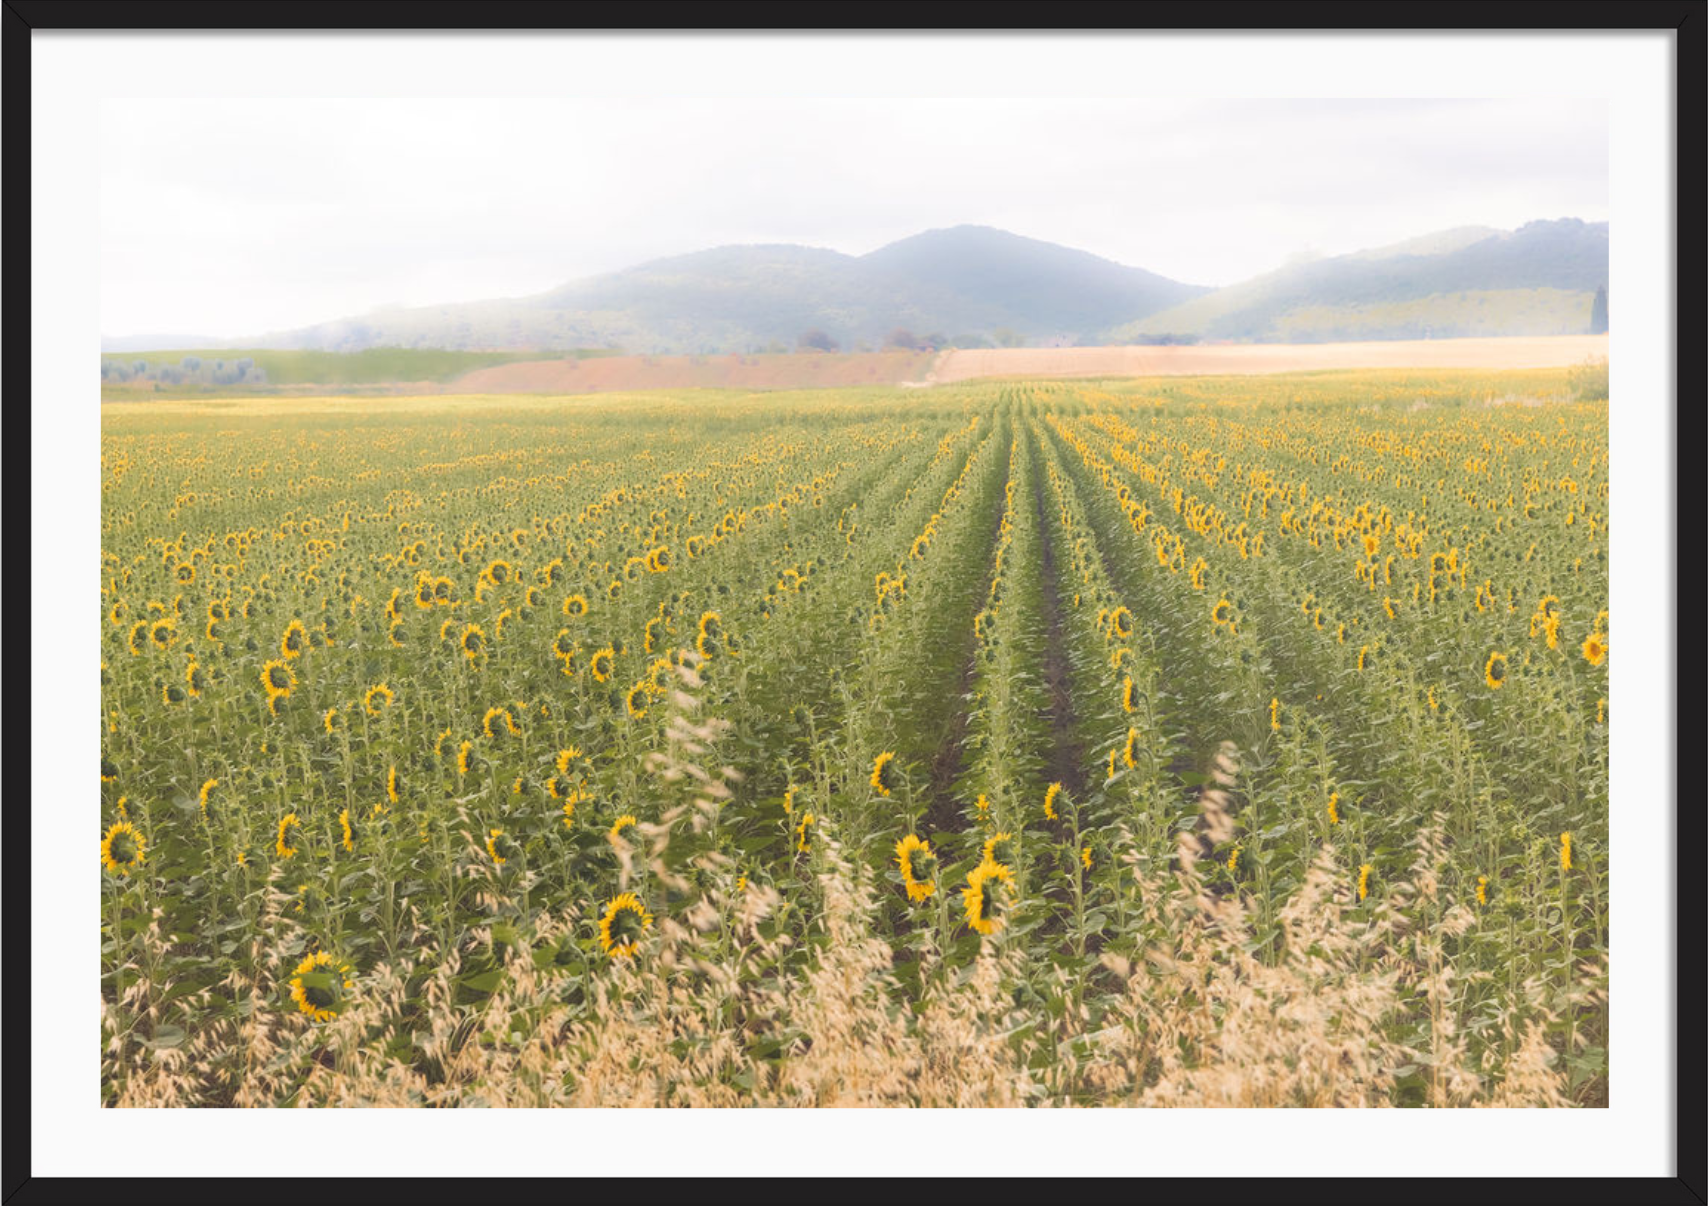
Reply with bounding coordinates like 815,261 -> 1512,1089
101,97 -> 1608,339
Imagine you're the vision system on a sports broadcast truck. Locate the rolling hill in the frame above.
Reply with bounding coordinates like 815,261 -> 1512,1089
114,227 -> 1211,357
103,219 -> 1609,359
1109,218 -> 1608,344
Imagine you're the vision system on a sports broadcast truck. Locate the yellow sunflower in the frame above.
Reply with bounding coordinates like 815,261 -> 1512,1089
895,834 -> 938,902
276,812 -> 302,858
481,705 -> 519,739
870,751 -> 899,797
598,892 -> 653,959
1484,651 -> 1508,690
696,611 -> 723,659
560,787 -> 585,828
288,950 -> 354,1023
260,659 -> 295,698
962,860 -> 1016,936
280,619 -> 308,660
101,821 -> 147,876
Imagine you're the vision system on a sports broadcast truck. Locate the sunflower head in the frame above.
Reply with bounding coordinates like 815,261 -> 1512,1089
289,950 -> 354,1023
870,751 -> 899,797
486,827 -> 517,865
1581,632 -> 1607,666
275,812 -> 302,858
895,834 -> 937,902
1484,651 -> 1508,689
598,892 -> 653,959
481,706 -> 516,740
962,860 -> 1016,936
1123,727 -> 1141,769
101,821 -> 146,876
1043,781 -> 1063,821
261,659 -> 295,696
982,831 -> 1015,867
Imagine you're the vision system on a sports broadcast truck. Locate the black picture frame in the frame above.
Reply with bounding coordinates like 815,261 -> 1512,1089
10,7 -> 1700,1199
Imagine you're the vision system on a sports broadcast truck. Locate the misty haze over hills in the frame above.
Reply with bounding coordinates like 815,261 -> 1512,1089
102,219 -> 1609,356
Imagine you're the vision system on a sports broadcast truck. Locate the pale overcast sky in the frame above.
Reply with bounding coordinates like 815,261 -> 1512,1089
101,97 -> 1608,340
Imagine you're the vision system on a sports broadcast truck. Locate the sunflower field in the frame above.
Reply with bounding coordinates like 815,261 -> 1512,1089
99,368 -> 1609,1107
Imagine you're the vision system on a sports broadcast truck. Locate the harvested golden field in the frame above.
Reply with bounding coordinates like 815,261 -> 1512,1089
931,334 -> 1610,383
449,349 -> 937,394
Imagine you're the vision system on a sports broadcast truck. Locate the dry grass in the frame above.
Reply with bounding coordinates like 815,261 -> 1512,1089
104,733 -> 1593,1108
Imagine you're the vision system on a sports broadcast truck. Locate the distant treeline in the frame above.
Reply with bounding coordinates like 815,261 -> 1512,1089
100,346 -> 622,389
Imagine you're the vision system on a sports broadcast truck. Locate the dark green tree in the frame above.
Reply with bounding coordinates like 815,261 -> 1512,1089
1590,284 -> 1608,334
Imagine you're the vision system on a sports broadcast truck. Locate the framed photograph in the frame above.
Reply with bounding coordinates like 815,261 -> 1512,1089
15,9 -> 1700,1196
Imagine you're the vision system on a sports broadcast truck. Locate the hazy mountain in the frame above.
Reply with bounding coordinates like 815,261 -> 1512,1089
132,226 -> 1210,356
859,225 -> 1206,336
103,220 -> 1608,356
1343,225 -> 1502,261
1111,219 -> 1607,343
